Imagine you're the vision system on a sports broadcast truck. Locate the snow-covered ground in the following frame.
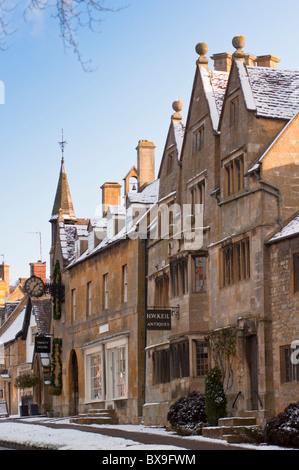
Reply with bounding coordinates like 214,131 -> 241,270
0,416 -> 292,451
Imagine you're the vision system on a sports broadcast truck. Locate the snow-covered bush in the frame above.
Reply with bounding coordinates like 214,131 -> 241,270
264,402 -> 299,448
205,366 -> 227,425
167,391 -> 207,433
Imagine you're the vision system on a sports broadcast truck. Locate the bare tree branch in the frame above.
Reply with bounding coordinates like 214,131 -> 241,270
0,0 -> 127,70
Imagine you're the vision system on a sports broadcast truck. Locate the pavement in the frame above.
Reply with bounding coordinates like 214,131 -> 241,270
0,416 -> 255,451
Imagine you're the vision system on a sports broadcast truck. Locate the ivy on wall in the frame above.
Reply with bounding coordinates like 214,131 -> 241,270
50,338 -> 62,395
205,327 -> 237,392
52,260 -> 63,320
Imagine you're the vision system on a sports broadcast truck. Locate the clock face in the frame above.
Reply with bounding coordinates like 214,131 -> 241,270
24,276 -> 45,298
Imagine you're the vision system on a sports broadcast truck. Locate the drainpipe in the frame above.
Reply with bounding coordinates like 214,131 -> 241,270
252,169 -> 283,229
143,238 -> 147,407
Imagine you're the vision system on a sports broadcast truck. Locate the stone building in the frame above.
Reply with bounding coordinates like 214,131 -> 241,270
0,262 -> 51,416
144,36 -> 299,426
49,144 -> 159,423
266,212 -> 299,413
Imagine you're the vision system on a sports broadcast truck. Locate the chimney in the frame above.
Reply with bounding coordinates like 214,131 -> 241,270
256,55 -> 280,68
30,261 -> 47,284
0,282 -> 6,306
101,182 -> 122,217
211,53 -> 232,72
0,263 -> 10,297
136,140 -> 156,192
245,54 -> 257,67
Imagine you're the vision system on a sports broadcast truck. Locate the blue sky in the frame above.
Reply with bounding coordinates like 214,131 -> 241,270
1,0 -> 299,283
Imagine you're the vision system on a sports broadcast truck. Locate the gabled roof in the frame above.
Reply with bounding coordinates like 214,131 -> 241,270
235,62 -> 299,120
127,179 -> 160,204
267,211 -> 299,244
200,66 -> 229,131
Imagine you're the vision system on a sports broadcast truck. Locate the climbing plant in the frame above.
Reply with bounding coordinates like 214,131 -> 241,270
52,260 -> 63,320
50,338 -> 63,396
205,327 -> 236,392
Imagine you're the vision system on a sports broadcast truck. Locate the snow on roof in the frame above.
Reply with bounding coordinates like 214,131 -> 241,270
200,67 -> 229,131
211,70 -> 230,115
76,225 -> 89,237
31,297 -> 51,336
172,121 -> 185,158
268,213 -> 299,244
246,66 -> 299,120
108,205 -> 126,216
89,218 -> 107,229
235,61 -> 256,111
127,179 -> 160,204
0,307 -> 26,344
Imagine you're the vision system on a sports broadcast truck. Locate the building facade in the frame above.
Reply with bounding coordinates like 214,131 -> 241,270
49,144 -> 159,423
144,36 -> 299,426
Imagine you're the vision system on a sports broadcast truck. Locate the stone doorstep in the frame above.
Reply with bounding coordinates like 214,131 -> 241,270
218,417 -> 257,426
69,408 -> 119,425
202,416 -> 258,444
202,425 -> 260,442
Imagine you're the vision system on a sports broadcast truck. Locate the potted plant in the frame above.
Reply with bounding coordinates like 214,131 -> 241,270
14,374 -> 40,417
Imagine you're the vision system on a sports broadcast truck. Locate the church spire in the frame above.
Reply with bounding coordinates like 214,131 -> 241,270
51,131 -> 76,221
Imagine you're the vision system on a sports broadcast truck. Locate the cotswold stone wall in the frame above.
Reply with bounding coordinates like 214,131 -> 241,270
269,236 -> 299,414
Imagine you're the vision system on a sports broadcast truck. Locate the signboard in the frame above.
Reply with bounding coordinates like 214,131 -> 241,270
146,310 -> 172,330
0,400 -> 8,417
35,336 -> 51,354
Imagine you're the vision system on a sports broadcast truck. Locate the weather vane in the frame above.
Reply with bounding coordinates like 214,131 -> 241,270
58,128 -> 68,161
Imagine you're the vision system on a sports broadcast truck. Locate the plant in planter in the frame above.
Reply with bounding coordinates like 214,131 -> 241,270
14,374 -> 40,416
14,374 -> 39,390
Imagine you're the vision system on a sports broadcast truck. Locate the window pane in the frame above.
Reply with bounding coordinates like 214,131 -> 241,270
90,353 -> 103,400
194,257 -> 206,292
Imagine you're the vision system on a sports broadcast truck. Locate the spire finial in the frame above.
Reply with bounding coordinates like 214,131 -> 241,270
58,128 -> 68,162
172,100 -> 184,121
232,35 -> 246,59
195,42 -> 209,67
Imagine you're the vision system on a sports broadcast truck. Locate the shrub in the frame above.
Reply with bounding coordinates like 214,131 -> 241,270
264,402 -> 299,448
205,366 -> 227,425
171,422 -> 206,436
167,391 -> 207,429
239,426 -> 264,445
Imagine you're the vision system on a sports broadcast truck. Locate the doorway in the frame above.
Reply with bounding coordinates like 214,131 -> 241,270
245,334 -> 259,410
70,350 -> 79,416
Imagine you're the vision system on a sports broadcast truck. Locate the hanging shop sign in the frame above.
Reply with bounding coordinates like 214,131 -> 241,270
146,310 -> 172,330
35,336 -> 51,354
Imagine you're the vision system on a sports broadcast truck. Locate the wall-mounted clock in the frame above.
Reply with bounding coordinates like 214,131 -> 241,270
23,275 -> 45,298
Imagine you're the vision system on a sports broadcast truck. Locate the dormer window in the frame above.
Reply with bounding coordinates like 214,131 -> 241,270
193,125 -> 204,154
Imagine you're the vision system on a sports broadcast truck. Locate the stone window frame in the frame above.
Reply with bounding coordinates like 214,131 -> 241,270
191,121 -> 205,156
280,344 -> 299,383
293,253 -> 299,294
220,237 -> 250,288
224,153 -> 245,198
